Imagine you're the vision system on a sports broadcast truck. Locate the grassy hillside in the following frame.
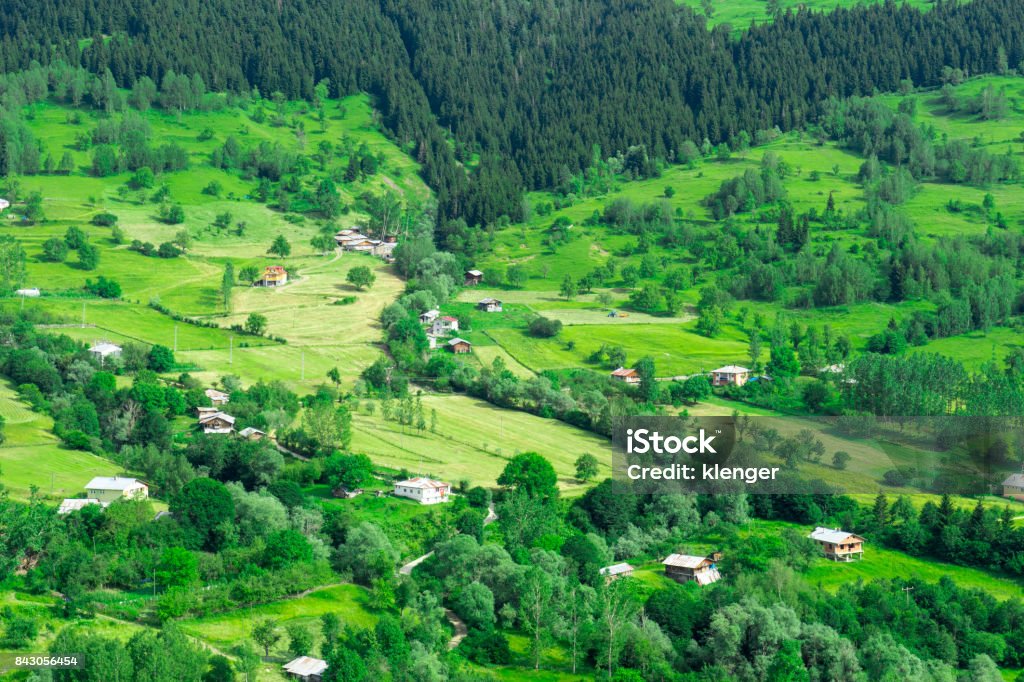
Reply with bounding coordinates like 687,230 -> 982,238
678,0 -> 937,31
463,75 -> 1024,379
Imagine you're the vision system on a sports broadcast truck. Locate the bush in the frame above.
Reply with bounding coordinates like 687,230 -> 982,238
528,316 -> 563,338
90,212 -> 118,227
85,276 -> 122,299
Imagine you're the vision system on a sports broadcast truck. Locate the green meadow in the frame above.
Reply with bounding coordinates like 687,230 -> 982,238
676,0 -> 936,31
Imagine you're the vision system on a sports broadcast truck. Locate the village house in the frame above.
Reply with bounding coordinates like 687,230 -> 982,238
196,406 -> 219,418
85,477 -> 149,506
88,342 -> 123,363
447,338 -> 472,354
373,236 -> 398,259
808,527 -> 865,561
238,427 -> 266,441
1002,470 -> 1024,501
431,316 -> 459,336
256,265 -> 288,287
58,498 -> 101,515
205,388 -> 230,406
419,309 -> 440,325
610,367 -> 640,384
394,477 -> 452,504
477,297 -> 503,313
0,198 -> 9,212
599,563 -> 635,583
199,411 -> 236,434
283,656 -> 328,682
662,552 -> 722,586
465,269 -> 483,286
15,288 -> 40,297
711,365 -> 751,387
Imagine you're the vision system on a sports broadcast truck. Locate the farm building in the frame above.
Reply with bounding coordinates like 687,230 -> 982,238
662,553 -> 722,586
257,265 -> 288,287
199,411 -> 235,434
58,498 -> 101,515
711,365 -> 751,387
283,656 -> 328,681
611,367 -> 640,384
447,338 -> 472,354
431,316 -> 459,336
465,269 -> 483,285
238,427 -> 266,441
1002,471 -> 1024,501
808,527 -> 865,561
196,406 -> 219,418
420,309 -> 440,325
394,477 -> 451,504
88,342 -> 123,362
477,297 -> 503,312
0,198 -> 9,211
599,563 -> 634,583
85,477 -> 149,506
15,288 -> 40,297
205,388 -> 230,406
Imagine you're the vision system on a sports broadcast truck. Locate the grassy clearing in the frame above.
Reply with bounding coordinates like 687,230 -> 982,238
351,394 -> 612,493
178,584 -> 375,655
676,0 -> 936,31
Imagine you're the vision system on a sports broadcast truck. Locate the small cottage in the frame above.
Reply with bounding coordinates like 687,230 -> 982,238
465,269 -> 484,286
662,553 -> 722,586
199,411 -> 236,434
1001,471 -> 1024,501
808,527 -> 865,561
420,309 -> 440,325
257,265 -> 288,287
85,477 -> 149,506
15,288 -> 40,297
205,388 -> 230,406
477,297 -> 503,313
88,342 -> 123,362
283,656 -> 328,682
599,563 -> 635,583
238,427 -> 266,441
711,365 -> 750,387
610,367 -> 640,384
447,338 -> 472,354
394,477 -> 451,504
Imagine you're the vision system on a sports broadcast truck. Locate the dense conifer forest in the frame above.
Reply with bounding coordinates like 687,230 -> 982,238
2,0 -> 1024,225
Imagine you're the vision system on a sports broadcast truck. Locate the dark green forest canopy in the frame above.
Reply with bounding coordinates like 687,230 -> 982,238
0,0 -> 1022,225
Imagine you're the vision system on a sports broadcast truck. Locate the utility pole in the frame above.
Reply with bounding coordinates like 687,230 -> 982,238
901,585 -> 915,606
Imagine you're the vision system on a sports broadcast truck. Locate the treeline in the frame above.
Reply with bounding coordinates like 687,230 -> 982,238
0,0 -> 1023,227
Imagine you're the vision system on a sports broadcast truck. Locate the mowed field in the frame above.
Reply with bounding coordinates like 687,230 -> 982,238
5,93 -> 423,393
351,394 -> 612,493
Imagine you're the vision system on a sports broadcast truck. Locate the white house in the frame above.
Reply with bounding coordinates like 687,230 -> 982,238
283,656 -> 328,682
419,309 -> 440,325
84,477 -> 149,506
15,288 -> 40,297
431,316 -> 459,336
58,498 -> 101,515
394,477 -> 452,504
0,198 -> 9,212
88,342 -> 123,362
205,388 -> 230,406
711,365 -> 751,387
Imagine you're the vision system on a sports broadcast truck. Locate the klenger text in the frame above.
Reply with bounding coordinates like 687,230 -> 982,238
626,428 -> 717,455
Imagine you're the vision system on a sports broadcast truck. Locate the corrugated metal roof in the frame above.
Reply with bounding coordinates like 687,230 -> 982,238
808,527 -> 862,544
